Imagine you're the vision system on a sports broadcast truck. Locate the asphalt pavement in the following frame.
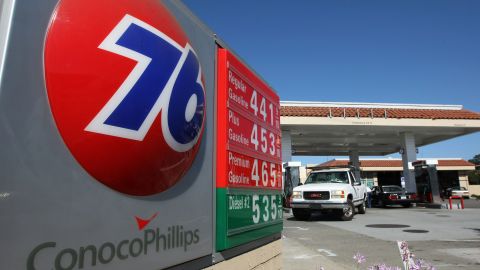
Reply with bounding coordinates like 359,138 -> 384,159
282,205 -> 480,270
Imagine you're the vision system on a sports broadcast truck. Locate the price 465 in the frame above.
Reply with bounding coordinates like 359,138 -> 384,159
251,159 -> 281,188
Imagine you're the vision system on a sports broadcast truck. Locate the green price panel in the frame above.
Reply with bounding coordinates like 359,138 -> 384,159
227,193 -> 283,234
216,189 -> 283,251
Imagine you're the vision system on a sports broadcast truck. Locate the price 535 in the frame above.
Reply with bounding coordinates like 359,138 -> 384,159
252,194 -> 282,224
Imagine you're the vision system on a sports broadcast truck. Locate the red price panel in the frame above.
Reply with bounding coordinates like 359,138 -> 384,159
227,151 -> 282,189
227,109 -> 280,160
227,69 -> 280,130
217,48 -> 282,190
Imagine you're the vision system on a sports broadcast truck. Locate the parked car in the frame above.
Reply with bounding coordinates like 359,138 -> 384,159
371,185 -> 417,207
446,186 -> 470,198
290,168 -> 367,221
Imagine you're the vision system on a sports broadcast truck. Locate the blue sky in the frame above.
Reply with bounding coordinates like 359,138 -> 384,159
183,0 -> 480,164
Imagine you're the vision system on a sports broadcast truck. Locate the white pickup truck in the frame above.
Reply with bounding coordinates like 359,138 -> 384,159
290,168 -> 367,221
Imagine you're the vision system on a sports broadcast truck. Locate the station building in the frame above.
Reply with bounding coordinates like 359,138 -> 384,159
308,158 -> 476,193
280,101 -> 480,196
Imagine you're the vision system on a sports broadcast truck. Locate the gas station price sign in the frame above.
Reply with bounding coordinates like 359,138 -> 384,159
216,48 -> 282,251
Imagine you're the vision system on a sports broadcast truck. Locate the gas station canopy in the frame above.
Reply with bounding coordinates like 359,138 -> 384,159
281,101 -> 480,157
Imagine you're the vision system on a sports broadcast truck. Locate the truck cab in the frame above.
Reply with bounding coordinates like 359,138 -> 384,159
290,168 -> 367,221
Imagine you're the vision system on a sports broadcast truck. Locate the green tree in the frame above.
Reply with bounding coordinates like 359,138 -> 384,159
469,154 -> 480,186
469,154 -> 480,165
469,171 -> 480,185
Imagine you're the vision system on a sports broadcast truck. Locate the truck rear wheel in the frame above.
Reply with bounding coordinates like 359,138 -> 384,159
358,198 -> 366,214
339,200 -> 354,221
292,209 -> 311,221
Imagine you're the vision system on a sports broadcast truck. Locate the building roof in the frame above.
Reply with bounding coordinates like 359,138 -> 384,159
280,101 -> 480,120
280,101 -> 480,156
310,168 -> 351,173
312,159 -> 475,169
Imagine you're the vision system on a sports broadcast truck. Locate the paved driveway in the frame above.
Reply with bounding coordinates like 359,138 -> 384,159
283,207 -> 480,270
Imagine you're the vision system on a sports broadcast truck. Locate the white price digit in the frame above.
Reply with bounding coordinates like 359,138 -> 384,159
262,161 -> 268,187
252,195 -> 260,224
277,195 -> 283,218
269,132 -> 275,156
275,107 -> 280,128
269,103 -> 274,126
250,90 -> 258,116
260,97 -> 267,121
262,195 -> 269,222
251,159 -> 259,186
251,124 -> 258,150
270,163 -> 276,187
271,196 -> 277,220
260,127 -> 267,153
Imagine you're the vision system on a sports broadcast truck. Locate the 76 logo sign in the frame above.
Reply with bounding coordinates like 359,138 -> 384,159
44,1 -> 206,195
86,15 -> 205,152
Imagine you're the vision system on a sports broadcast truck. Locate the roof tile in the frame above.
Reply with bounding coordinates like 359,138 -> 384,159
280,106 -> 480,120
312,159 -> 475,168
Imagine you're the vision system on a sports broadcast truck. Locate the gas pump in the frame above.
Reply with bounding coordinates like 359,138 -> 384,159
413,160 -> 442,204
283,161 -> 301,208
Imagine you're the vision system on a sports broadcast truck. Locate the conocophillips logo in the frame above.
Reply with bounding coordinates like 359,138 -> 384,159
44,0 -> 205,195
27,214 -> 200,270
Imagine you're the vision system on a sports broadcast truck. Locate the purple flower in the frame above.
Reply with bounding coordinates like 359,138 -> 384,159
353,252 -> 366,264
363,241 -> 435,270
409,263 -> 420,270
400,241 -> 408,251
